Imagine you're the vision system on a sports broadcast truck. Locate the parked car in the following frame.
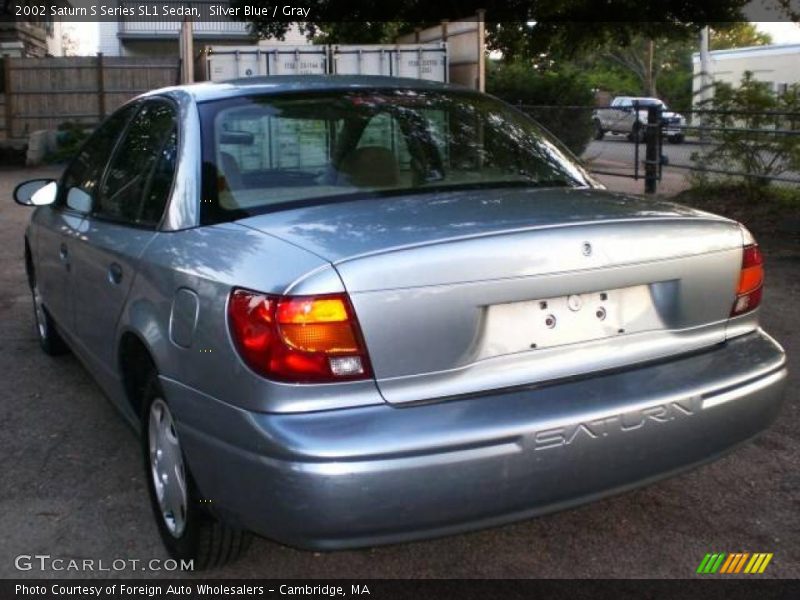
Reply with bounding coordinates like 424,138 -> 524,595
593,96 -> 686,143
15,76 -> 786,569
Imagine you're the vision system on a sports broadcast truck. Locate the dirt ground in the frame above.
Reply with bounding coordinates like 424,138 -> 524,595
0,165 -> 798,579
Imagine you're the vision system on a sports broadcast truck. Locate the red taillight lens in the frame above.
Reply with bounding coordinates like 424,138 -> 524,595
228,289 -> 372,383
731,243 -> 764,316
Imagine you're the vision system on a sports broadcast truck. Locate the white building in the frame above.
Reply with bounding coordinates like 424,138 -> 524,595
97,0 -> 308,57
692,43 -> 800,99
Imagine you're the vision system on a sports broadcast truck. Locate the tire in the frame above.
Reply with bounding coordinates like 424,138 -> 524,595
668,134 -> 685,144
593,119 -> 605,140
31,273 -> 68,356
141,373 -> 250,570
628,122 -> 645,143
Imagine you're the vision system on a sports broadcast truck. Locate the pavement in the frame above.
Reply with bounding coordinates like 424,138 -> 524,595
582,138 -> 692,196
582,137 -> 800,196
1,165 -> 798,579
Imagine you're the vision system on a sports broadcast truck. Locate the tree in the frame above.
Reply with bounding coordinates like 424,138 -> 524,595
602,36 -> 685,98
231,0 -> 751,58
710,22 -> 772,50
570,22 -> 770,110
61,25 -> 81,57
692,72 -> 800,196
486,61 -> 596,154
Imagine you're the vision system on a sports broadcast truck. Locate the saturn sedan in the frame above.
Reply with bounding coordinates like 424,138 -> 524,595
14,76 -> 787,569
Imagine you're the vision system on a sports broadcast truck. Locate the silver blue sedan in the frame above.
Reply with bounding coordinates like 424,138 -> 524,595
14,76 -> 786,568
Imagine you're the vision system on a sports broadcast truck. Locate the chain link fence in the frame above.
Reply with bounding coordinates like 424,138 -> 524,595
516,103 -> 800,195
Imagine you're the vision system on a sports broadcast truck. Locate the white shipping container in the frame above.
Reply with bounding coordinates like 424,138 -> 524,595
202,46 -> 328,81
332,45 -> 394,77
201,43 -> 448,83
332,43 -> 448,82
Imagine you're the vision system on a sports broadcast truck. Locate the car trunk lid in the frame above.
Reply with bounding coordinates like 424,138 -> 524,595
240,187 -> 744,404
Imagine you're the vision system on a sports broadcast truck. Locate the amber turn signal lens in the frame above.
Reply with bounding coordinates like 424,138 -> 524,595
277,297 -> 349,324
228,289 -> 372,383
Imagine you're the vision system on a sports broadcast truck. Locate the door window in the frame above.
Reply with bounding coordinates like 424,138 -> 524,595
96,100 -> 178,227
60,104 -> 137,212
139,128 -> 178,226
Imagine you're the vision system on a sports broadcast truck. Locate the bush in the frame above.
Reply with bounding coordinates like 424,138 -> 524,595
675,181 -> 800,248
692,72 -> 800,198
45,121 -> 90,164
487,61 -> 595,155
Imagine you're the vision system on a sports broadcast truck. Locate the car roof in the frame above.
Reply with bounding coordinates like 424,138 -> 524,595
146,75 -> 474,103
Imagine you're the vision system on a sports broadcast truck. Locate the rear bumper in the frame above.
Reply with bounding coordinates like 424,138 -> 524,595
165,329 -> 786,550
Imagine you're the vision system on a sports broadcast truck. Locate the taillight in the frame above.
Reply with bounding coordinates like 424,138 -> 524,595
227,289 -> 372,383
731,242 -> 764,317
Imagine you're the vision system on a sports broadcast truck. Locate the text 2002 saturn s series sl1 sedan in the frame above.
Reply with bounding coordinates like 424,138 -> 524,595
14,76 -> 787,568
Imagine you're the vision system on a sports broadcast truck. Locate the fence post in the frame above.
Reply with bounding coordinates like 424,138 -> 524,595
97,52 -> 106,120
3,57 -> 12,139
644,104 -> 660,194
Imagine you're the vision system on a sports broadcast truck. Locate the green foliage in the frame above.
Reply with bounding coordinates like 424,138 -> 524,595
692,72 -> 800,197
710,22 -> 772,50
676,180 -> 800,247
232,1 -> 751,60
45,121 -> 89,164
583,66 -> 640,97
654,46 -> 693,112
307,22 -> 411,45
569,22 -> 769,114
486,61 -> 595,155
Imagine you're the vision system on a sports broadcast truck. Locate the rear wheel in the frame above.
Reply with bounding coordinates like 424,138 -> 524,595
668,134 -> 685,144
31,275 -> 67,356
141,373 -> 250,569
593,119 -> 605,140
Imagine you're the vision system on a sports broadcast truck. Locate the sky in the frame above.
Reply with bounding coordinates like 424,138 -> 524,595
66,23 -> 99,55
67,21 -> 800,57
753,21 -> 800,43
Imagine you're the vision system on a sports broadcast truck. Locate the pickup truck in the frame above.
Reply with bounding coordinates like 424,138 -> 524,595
593,96 -> 686,144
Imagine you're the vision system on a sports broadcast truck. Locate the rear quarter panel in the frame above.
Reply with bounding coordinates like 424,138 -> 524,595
118,223 -> 384,416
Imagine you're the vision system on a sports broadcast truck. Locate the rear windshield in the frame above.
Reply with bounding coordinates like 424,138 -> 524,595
198,89 -> 595,224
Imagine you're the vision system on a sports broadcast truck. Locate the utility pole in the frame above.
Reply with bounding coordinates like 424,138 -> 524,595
699,26 -> 711,104
646,38 -> 655,96
698,26 -> 711,143
179,18 -> 194,84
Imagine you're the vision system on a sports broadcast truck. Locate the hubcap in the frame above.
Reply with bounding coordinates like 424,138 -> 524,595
32,284 -> 47,340
148,398 -> 188,537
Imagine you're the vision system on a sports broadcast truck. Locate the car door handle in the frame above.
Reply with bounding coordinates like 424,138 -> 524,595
59,243 -> 69,262
108,263 -> 123,285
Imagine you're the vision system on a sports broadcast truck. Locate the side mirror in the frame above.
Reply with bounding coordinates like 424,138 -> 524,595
13,179 -> 56,206
66,187 -> 93,213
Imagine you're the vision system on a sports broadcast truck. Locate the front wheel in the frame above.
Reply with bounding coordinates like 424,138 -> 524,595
31,276 -> 68,356
141,373 -> 250,569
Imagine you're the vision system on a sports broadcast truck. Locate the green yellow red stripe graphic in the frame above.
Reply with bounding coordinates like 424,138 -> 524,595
696,552 -> 773,574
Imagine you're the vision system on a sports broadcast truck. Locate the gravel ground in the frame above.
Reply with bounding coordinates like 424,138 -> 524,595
1,165 -> 797,579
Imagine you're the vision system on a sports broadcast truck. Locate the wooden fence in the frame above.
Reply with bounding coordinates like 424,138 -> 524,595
1,55 -> 180,140
0,94 -> 6,141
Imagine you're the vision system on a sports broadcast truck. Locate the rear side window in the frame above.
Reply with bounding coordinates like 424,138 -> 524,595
60,105 -> 137,209
96,100 -> 178,227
